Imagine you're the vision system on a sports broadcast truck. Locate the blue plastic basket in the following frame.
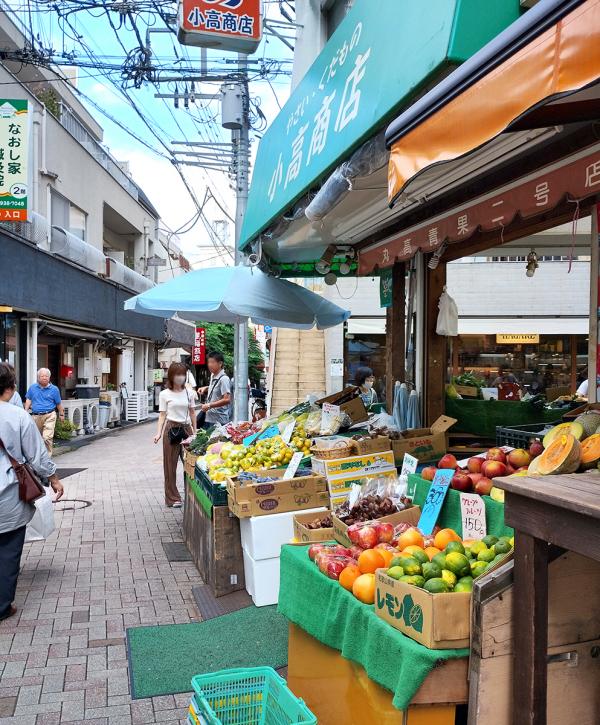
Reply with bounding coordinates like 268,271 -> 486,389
191,667 -> 316,725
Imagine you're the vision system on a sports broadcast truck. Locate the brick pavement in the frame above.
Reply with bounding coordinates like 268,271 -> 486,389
0,422 -> 204,725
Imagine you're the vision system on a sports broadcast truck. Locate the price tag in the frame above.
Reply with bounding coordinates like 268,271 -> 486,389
283,452 -> 304,480
243,432 -> 260,447
400,453 -> 419,497
258,425 -> 280,440
282,420 -> 296,444
320,403 -> 341,434
417,469 -> 453,535
460,492 -> 487,540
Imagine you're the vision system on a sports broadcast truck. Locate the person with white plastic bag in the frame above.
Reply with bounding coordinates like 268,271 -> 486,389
0,363 -> 63,622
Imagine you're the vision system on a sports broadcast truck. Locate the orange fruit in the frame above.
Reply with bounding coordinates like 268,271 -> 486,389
397,527 -> 425,551
339,564 -> 361,591
424,546 -> 442,561
377,549 -> 395,567
357,549 -> 386,574
352,573 -> 376,604
434,528 -> 462,551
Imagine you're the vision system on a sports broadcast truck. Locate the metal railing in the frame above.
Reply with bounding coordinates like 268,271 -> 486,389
59,104 -> 139,201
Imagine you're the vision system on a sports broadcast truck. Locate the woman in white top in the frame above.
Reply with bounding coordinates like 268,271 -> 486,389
154,362 -> 196,508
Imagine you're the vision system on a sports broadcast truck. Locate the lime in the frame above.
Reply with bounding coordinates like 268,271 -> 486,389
469,540 -> 488,557
422,562 -> 442,581
407,549 -> 429,565
399,575 -> 425,588
423,578 -> 449,594
390,556 -> 405,569
441,569 -> 457,590
445,552 -> 471,578
509,536 -> 514,547
464,548 -> 474,560
482,535 -> 499,548
477,548 -> 495,563
399,556 -> 422,576
492,554 -> 507,566
457,575 -> 474,587
454,581 -> 473,593
445,541 -> 465,555
493,539 -> 512,555
432,552 -> 447,570
470,560 -> 488,578
386,566 -> 405,580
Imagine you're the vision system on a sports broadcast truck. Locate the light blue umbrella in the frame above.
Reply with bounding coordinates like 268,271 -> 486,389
393,382 -> 408,430
124,266 -> 351,329
407,389 -> 422,429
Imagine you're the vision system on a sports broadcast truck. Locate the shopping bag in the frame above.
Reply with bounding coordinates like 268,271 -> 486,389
436,287 -> 458,336
25,489 -> 56,542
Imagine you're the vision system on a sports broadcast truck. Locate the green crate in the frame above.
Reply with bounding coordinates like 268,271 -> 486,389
195,464 -> 228,507
191,667 -> 316,725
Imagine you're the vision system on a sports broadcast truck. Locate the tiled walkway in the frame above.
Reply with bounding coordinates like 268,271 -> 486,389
0,423 -> 203,724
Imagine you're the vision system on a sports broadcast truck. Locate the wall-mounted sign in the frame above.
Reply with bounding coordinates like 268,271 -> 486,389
0,99 -> 28,222
192,326 -> 206,365
178,0 -> 262,54
496,334 -> 539,345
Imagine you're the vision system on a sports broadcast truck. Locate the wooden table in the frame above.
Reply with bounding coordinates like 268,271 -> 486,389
494,473 -> 600,725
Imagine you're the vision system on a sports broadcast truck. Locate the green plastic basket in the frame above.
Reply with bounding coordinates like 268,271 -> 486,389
191,667 -> 316,725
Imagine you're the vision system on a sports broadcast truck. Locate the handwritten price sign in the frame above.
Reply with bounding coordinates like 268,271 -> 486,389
460,492 -> 487,540
417,469 -> 453,535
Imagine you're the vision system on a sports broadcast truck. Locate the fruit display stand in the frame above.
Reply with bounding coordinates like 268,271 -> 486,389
444,397 -> 561,438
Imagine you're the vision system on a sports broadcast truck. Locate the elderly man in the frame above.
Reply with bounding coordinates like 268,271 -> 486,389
24,368 -> 64,454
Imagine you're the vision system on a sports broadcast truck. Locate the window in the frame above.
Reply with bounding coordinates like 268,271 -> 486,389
51,190 -> 87,240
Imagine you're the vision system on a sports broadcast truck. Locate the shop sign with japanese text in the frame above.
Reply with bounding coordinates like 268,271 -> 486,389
496,334 -> 539,345
178,0 -> 261,54
192,326 -> 206,365
0,99 -> 28,222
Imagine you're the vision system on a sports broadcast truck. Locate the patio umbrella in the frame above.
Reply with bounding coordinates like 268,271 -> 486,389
393,382 -> 409,431
124,266 -> 351,329
406,389 -> 422,430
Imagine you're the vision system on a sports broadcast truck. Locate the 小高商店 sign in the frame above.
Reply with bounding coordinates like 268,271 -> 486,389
178,0 -> 261,54
192,326 -> 206,365
496,334 -> 540,345
0,99 -> 28,222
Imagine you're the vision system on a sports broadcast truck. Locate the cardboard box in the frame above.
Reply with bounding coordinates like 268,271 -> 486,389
454,385 -> 479,399
228,490 -> 330,519
332,505 -> 421,548
243,549 -> 280,607
326,469 -> 398,506
241,507 -> 328,559
349,436 -> 392,455
563,402 -> 600,420
317,387 -> 368,424
227,469 -> 327,504
293,511 -> 334,544
184,450 -> 199,479
391,416 -> 457,464
375,571 -> 471,649
311,450 -> 396,478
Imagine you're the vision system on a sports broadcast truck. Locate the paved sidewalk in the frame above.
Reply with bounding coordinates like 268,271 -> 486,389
0,422 -> 203,725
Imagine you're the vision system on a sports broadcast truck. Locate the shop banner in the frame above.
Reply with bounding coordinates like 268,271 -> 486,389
192,326 -> 206,365
379,268 -> 393,308
178,0 -> 261,54
0,99 -> 28,222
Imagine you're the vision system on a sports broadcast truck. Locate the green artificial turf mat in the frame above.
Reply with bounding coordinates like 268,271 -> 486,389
126,605 -> 288,699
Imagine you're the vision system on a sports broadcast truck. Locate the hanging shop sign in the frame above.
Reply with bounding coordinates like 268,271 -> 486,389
192,326 -> 206,365
178,0 -> 262,54
379,268 -> 393,308
496,334 -> 539,345
0,99 -> 28,222
360,147 -> 600,274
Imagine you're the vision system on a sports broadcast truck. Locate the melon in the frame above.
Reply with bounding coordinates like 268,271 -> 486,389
579,433 -> 600,470
537,434 -> 581,475
575,412 -> 600,438
528,455 -> 543,475
542,422 -> 584,449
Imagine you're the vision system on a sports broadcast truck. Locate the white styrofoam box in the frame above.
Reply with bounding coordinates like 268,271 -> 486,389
240,507 -> 328,561
243,549 -> 280,607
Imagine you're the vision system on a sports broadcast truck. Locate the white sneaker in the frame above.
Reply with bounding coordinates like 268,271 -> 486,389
172,501 -> 182,508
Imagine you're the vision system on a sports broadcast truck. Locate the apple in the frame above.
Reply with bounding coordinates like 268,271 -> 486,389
377,522 -> 394,543
326,560 -> 346,580
486,448 -> 507,463
481,459 -> 508,479
529,440 -> 544,458
438,453 -> 458,470
308,544 -> 326,561
508,449 -> 532,469
474,477 -> 494,495
349,545 -> 363,561
357,526 -> 379,550
506,465 -> 516,475
421,466 -> 437,481
451,472 -> 472,492
347,524 -> 362,545
467,457 -> 484,474
331,545 -> 352,557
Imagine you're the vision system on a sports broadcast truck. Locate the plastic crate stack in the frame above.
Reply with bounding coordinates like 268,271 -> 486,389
125,391 -> 149,422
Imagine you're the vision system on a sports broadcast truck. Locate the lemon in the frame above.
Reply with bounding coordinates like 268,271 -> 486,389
441,569 -> 457,590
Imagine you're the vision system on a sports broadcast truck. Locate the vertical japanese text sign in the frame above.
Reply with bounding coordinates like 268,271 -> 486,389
178,0 -> 262,54
0,99 -> 28,222
192,327 -> 206,365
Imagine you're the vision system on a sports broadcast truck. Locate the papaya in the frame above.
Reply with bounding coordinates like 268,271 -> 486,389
537,434 -> 581,475
579,433 -> 600,470
542,422 -> 584,449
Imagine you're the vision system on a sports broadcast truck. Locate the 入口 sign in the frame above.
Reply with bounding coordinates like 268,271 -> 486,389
178,0 -> 261,54
0,99 -> 28,222
192,326 -> 206,365
496,334 -> 539,344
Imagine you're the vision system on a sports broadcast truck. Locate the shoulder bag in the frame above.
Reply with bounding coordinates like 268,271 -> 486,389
168,390 -> 192,445
0,436 -> 45,504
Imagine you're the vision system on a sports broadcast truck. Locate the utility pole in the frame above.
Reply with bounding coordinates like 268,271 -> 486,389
233,52 -> 250,422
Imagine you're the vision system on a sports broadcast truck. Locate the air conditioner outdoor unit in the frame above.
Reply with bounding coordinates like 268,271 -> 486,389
50,226 -> 107,275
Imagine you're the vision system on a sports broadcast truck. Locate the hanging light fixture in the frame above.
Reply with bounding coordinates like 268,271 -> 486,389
315,244 -> 336,275
525,249 -> 539,278
324,272 -> 338,286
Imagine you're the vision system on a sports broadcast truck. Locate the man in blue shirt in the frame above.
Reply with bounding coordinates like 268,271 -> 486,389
24,368 -> 64,455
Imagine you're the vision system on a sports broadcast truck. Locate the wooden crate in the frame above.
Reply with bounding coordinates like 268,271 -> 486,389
183,476 -> 245,598
469,552 -> 600,724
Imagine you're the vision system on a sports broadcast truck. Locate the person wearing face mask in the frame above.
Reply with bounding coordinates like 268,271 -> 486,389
154,362 -> 196,508
355,366 -> 378,410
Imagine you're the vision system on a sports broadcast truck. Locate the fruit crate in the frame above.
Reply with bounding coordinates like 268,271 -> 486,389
495,421 -> 560,448
195,465 -> 228,507
191,666 -> 316,725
